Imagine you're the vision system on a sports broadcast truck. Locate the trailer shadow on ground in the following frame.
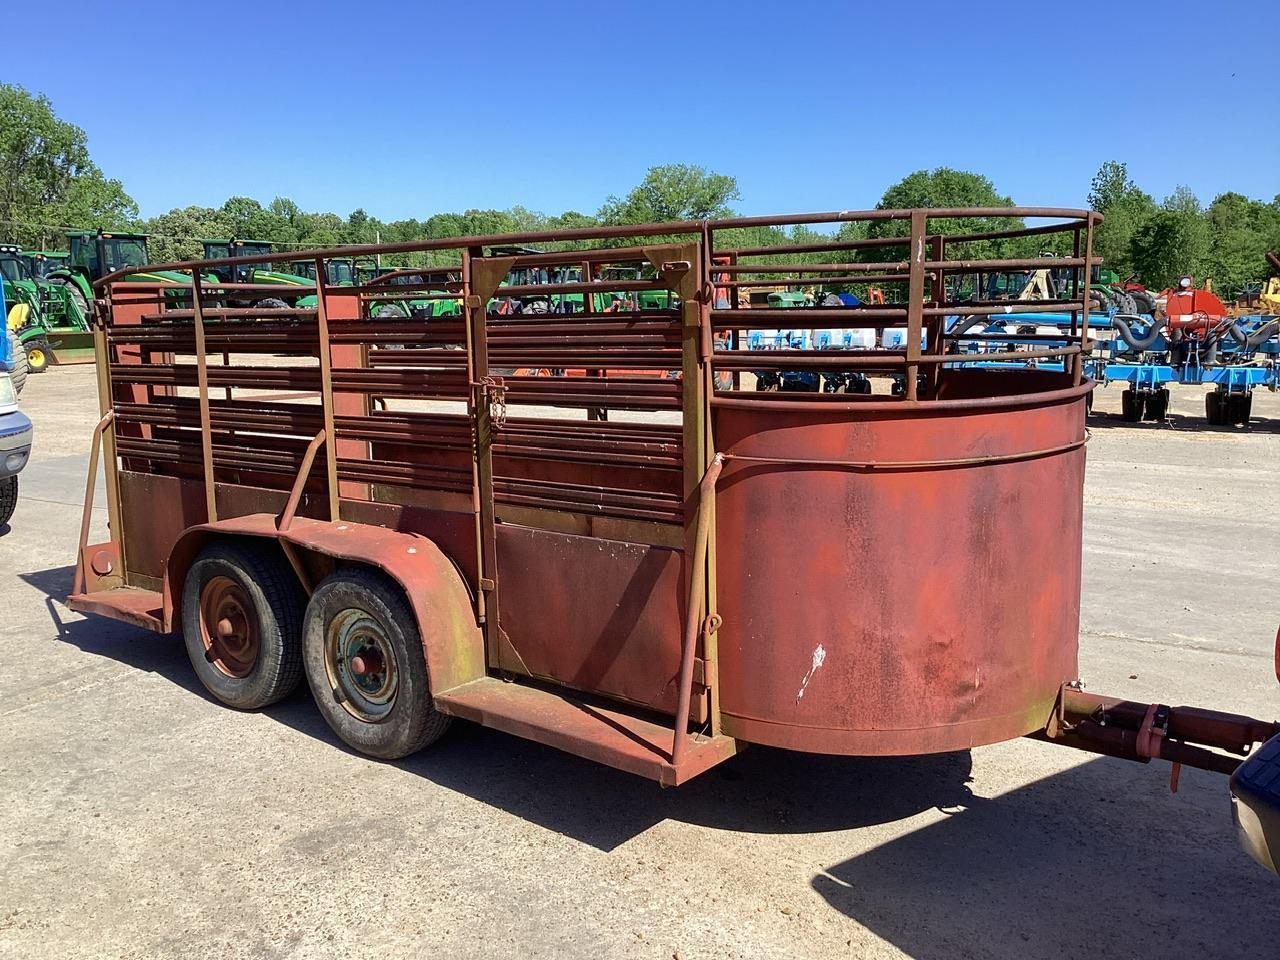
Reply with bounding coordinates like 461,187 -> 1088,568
812,757 -> 1280,960
25,563 -> 1280,958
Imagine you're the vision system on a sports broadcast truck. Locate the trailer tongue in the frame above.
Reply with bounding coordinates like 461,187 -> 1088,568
64,206 -> 1280,874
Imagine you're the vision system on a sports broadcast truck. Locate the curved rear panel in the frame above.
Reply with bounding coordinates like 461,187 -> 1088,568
713,369 -> 1087,755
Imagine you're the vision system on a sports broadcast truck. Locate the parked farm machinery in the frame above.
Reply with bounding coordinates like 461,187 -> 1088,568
1101,281 -> 1278,424
0,243 -> 92,372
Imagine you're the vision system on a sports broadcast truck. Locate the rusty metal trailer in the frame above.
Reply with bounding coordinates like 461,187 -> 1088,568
66,207 -> 1280,872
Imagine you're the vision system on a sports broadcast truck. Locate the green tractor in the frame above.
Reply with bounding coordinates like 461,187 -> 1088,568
1,244 -> 93,373
283,256 -> 357,286
20,250 -> 68,280
200,239 -> 317,308
45,230 -> 193,321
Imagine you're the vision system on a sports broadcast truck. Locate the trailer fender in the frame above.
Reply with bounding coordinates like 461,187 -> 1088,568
164,514 -> 485,696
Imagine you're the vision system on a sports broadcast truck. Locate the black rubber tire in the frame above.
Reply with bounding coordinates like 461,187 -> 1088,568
181,541 -> 306,710
51,277 -> 90,321
0,476 -> 16,527
1130,290 -> 1157,315
1089,288 -> 1112,312
24,338 -> 51,374
1205,391 -> 1226,426
6,332 -> 27,396
1120,389 -> 1143,422
1230,392 -> 1253,426
1143,388 -> 1169,422
255,297 -> 289,311
302,567 -> 451,760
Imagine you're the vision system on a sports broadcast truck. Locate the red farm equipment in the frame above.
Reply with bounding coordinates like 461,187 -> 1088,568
66,207 -> 1280,874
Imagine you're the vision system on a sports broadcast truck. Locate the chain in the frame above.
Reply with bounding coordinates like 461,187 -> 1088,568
481,376 -> 507,427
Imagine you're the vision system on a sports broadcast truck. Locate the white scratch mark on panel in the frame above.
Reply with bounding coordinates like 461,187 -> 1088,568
796,644 -> 827,702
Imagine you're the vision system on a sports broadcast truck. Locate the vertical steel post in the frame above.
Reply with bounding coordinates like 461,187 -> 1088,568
1078,218 -> 1095,386
90,297 -> 123,547
465,247 -> 501,655
190,274 -> 218,521
905,210 -> 927,401
313,258 -> 340,520
460,249 -> 486,625
926,233 -> 946,396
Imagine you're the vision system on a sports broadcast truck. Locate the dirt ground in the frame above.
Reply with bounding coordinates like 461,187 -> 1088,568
1,364 -> 1278,960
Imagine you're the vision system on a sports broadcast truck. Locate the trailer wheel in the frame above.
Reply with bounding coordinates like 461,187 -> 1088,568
0,477 -> 16,527
302,567 -> 450,759
182,541 -> 305,709
1120,389 -> 1143,422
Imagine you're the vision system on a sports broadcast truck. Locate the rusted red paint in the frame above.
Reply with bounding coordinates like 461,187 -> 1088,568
712,368 -> 1089,755
164,514 -> 485,696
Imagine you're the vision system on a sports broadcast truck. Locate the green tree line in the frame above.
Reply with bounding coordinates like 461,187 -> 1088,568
2,84 -> 1277,294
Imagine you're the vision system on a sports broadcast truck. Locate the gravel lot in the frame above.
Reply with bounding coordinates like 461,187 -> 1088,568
1,365 -> 1278,959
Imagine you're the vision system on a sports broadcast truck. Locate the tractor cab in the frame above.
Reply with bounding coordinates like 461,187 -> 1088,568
0,245 -> 32,285
203,239 -> 276,284
66,231 -> 151,282
20,251 -> 67,280
284,257 -> 356,286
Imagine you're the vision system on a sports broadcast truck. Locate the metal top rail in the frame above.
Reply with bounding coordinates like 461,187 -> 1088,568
95,207 -> 1101,286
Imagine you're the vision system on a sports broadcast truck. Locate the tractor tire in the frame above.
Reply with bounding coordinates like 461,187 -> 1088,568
24,339 -> 52,374
1205,390 -> 1227,426
1130,290 -> 1157,315
5,332 -> 27,396
1120,389 -> 1143,422
51,277 -> 90,322
302,567 -> 451,760
181,540 -> 306,710
1114,292 -> 1138,316
0,476 -> 16,528
255,298 -> 289,311
1143,387 -> 1169,422
1229,392 -> 1253,426
1089,289 -> 1112,312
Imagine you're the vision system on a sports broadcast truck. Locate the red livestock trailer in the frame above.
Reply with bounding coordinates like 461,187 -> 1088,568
66,207 -> 1280,873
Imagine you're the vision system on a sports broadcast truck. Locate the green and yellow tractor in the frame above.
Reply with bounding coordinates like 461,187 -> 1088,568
45,230 -> 194,321
1,244 -> 93,373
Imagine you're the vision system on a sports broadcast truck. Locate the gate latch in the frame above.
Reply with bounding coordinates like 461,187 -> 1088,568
478,376 -> 507,427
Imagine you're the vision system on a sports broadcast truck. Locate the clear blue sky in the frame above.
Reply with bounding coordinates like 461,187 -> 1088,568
8,0 -> 1277,220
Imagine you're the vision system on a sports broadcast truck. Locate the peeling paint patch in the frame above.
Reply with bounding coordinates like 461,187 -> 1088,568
796,644 -> 827,702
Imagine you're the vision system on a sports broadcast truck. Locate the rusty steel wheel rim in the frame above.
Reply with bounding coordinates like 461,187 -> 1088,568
324,608 -> 398,722
199,575 -> 259,678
